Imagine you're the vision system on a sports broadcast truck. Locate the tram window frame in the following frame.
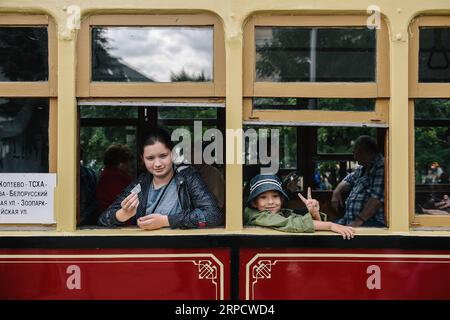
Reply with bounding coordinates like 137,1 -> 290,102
243,15 -> 390,124
243,15 -> 390,99
0,14 -> 57,97
242,14 -> 390,229
77,100 -> 226,228
0,16 -> 57,172
75,13 -> 226,231
0,15 -> 57,228
76,14 -> 225,98
409,16 -> 450,228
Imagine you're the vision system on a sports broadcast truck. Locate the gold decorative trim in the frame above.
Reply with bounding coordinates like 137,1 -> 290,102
0,253 -> 225,300
245,253 -> 450,300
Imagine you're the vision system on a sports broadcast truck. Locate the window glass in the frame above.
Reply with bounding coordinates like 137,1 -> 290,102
80,126 -> 137,176
317,127 -> 377,154
312,160 -> 359,190
0,27 -> 48,81
414,99 -> 450,215
80,105 -> 138,118
0,98 -> 49,172
158,106 -> 217,119
419,27 -> 450,83
255,27 -> 375,82
92,27 -> 213,82
243,125 -> 297,170
415,99 -> 450,119
253,98 -> 375,111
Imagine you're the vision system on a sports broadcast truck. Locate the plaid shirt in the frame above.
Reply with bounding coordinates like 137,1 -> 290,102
339,154 -> 385,226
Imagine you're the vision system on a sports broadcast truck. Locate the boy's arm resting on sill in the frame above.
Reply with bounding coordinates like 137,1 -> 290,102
244,207 -> 315,233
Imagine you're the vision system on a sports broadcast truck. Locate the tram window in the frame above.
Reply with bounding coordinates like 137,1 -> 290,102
419,28 -> 450,82
78,104 -> 225,227
80,105 -> 138,118
317,127 -> 377,154
414,99 -> 450,216
253,98 -> 375,111
242,124 -> 386,226
243,125 -> 297,170
0,27 -> 48,81
0,98 -> 49,173
255,27 -> 375,82
158,107 -> 217,119
91,27 -> 213,82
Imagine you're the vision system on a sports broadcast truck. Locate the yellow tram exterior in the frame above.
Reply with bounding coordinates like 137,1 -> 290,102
1,0 -> 450,300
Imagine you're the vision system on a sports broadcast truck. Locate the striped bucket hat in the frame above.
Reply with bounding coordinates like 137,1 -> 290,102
247,174 -> 289,205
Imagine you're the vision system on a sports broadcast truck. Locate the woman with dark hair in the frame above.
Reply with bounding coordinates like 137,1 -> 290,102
98,127 -> 223,230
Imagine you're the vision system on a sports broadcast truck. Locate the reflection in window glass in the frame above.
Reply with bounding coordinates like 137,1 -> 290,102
255,27 -> 375,82
163,125 -> 221,165
414,100 -> 450,215
253,98 -> 375,111
415,127 -> 450,185
415,99 -> 450,119
243,126 -> 297,170
0,27 -> 48,81
317,127 -> 376,154
80,105 -> 138,118
419,28 -> 450,83
92,27 -> 213,82
313,160 -> 359,190
80,126 -> 137,176
158,107 -> 217,119
0,98 -> 49,172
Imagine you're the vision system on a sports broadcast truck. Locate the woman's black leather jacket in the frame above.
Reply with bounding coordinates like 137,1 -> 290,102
98,165 -> 223,229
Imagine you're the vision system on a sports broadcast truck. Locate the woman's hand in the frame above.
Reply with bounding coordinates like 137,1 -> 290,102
330,223 -> 355,240
298,187 -> 321,221
137,213 -> 170,230
116,193 -> 139,222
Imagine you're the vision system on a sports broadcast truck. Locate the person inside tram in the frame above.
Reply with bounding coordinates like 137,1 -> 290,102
418,194 -> 450,215
96,144 -> 133,214
98,127 -> 223,229
79,149 -> 99,226
331,135 -> 385,227
244,173 -> 355,239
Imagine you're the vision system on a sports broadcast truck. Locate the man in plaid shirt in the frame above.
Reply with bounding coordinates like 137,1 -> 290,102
332,136 -> 385,227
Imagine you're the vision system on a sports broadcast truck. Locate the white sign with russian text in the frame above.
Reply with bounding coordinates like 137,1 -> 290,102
0,173 -> 56,224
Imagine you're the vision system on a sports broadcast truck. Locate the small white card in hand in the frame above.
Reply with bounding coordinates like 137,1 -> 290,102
130,183 -> 141,194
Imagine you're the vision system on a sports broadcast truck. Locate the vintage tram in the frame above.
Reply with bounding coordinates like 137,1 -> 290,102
1,0 -> 450,300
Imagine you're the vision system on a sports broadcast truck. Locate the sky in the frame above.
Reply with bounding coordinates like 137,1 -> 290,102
102,27 -> 213,82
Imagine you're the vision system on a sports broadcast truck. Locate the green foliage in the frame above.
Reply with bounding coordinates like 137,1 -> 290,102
80,105 -> 138,118
415,99 -> 450,119
80,127 -> 136,176
170,69 -> 211,82
415,127 -> 450,183
317,127 -> 376,154
0,27 -> 48,81
243,126 -> 297,169
253,97 -> 374,111
255,27 -> 375,82
414,100 -> 450,184
158,107 -> 217,119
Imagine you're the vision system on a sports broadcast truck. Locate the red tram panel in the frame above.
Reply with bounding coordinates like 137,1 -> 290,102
240,249 -> 450,300
0,249 -> 230,300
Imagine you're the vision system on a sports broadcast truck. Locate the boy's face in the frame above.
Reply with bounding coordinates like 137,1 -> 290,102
252,190 -> 282,214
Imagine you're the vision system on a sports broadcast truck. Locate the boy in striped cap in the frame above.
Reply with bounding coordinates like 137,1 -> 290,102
244,174 -> 355,239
